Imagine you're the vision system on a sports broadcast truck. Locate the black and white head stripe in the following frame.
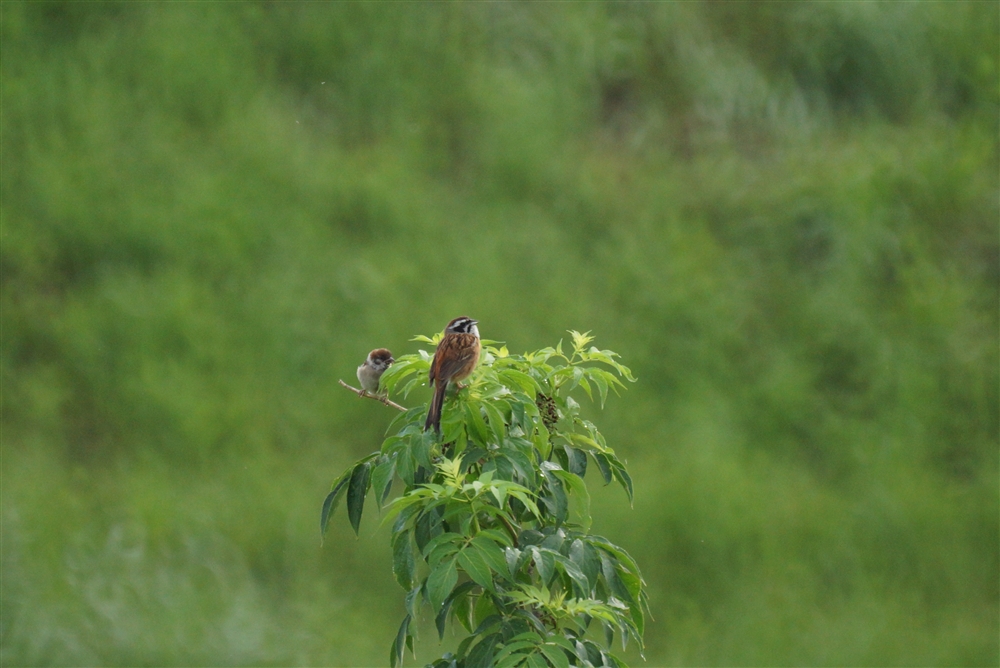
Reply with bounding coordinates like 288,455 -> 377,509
446,316 -> 479,336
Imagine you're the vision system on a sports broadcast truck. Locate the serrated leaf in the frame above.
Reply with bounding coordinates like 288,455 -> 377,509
555,554 -> 591,598
508,489 -> 541,519
553,469 -> 591,530
435,580 -> 476,640
519,529 -> 545,546
392,529 -> 415,590
540,643 -> 570,668
413,429 -> 437,470
347,461 -> 372,535
424,531 -> 463,566
505,448 -> 537,487
599,552 -> 636,609
404,584 -> 421,619
613,464 -> 634,504
530,547 -> 555,584
499,369 -> 542,395
494,650 -> 531,668
563,445 -> 587,477
587,368 -> 610,407
454,586 -> 475,633
371,457 -> 396,506
471,535 -> 511,580
467,633 -> 502,668
458,545 -> 495,592
482,400 -> 508,443
399,373 -> 427,399
533,425 -> 552,461
493,641 -> 538,668
525,651 -> 548,668
380,359 -> 420,395
541,469 -> 568,525
427,557 -> 458,610
320,470 -> 352,539
464,402 -> 491,445
545,634 -> 575,651
505,546 -> 524,577
390,613 -> 411,668
457,634 -> 478,661
604,620 -> 615,650
569,539 -> 600,592
592,451 -> 614,485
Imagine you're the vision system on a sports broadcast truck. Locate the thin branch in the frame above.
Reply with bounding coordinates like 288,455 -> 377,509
338,379 -> 408,412
498,514 -> 520,547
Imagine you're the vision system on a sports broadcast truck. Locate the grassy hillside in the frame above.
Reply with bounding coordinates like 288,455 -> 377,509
2,2 -> 997,665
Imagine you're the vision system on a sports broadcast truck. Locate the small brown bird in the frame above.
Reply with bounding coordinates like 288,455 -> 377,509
356,348 -> 395,396
424,316 -> 481,433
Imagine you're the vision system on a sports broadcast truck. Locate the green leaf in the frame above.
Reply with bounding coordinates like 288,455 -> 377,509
379,487 -> 431,529
481,399 -> 508,443
371,457 -> 396,507
466,632 -> 501,668
569,539 -> 601,592
423,531 -> 463,566
454,586 -> 475,633
540,468 -> 568,526
563,445 -> 587,477
471,534 -> 511,579
588,537 -> 643,581
505,447 -> 537,487
426,556 -> 459,610
518,529 -> 545,546
586,368 -> 610,407
404,584 -> 422,619
533,425 -> 552,461
553,469 -> 591,530
412,429 -> 437,471
396,376 -> 421,399
320,469 -> 352,539
545,634 -> 575,652
380,357 -> 421,394
613,463 -> 634,504
389,613 -> 411,668
435,581 -> 476,640
599,552 -> 636,608
494,652 -> 530,668
493,641 -> 538,668
464,402 -> 491,445
347,461 -> 373,535
499,369 -> 542,395
539,643 -> 571,668
592,451 -> 614,485
530,547 -> 555,584
414,505 -> 443,553
441,410 -> 467,446
391,529 -> 415,590
525,651 -> 548,668
554,554 -> 591,598
458,545 -> 495,592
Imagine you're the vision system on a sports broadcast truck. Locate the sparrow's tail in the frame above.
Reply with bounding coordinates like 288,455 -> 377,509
424,380 -> 447,433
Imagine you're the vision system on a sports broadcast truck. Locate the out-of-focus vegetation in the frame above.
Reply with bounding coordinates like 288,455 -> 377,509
1,2 -> 996,665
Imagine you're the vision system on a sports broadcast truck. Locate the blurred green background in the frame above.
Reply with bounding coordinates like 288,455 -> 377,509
2,2 -> 997,665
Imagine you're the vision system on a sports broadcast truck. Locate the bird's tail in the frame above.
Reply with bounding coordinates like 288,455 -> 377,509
424,380 -> 447,433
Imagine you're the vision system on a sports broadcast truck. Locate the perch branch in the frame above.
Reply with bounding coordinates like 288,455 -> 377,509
339,379 -> 407,412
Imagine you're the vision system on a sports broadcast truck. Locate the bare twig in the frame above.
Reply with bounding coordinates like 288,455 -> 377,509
338,379 -> 407,412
